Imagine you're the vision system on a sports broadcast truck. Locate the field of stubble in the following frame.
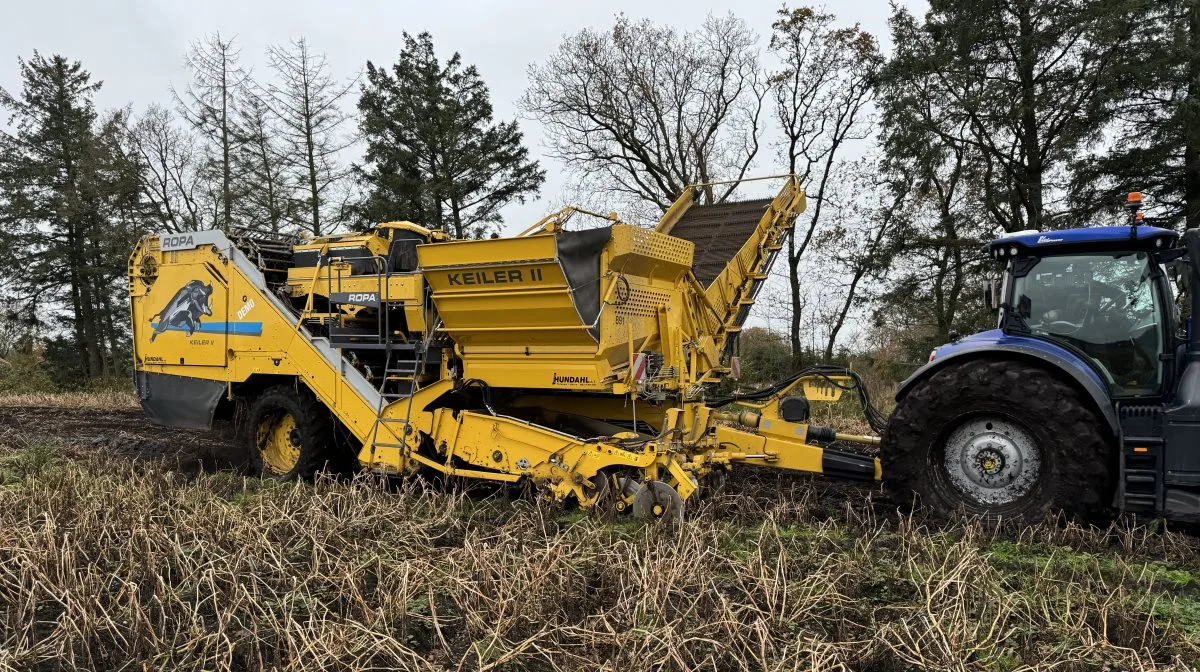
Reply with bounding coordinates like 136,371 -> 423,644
0,393 -> 1198,671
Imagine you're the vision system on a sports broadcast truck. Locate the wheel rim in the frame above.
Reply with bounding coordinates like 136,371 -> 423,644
942,416 -> 1041,507
258,412 -> 301,475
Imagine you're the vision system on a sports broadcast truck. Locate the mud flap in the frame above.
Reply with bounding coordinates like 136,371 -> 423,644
135,370 -> 225,429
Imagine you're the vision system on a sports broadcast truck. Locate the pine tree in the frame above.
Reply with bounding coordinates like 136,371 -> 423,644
881,0 -> 1141,232
0,53 -> 144,381
1071,0 -> 1200,228
356,32 -> 544,238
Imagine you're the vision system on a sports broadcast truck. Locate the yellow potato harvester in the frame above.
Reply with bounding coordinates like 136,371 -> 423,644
128,176 -> 882,518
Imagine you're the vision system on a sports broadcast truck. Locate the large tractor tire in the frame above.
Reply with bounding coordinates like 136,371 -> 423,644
244,384 -> 340,480
882,359 -> 1111,522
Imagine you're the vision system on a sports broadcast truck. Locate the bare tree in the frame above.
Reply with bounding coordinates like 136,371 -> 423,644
129,104 -> 209,233
522,13 -> 764,211
770,5 -> 882,366
234,93 -> 293,234
173,32 -> 252,231
815,159 -> 907,361
264,38 -> 356,236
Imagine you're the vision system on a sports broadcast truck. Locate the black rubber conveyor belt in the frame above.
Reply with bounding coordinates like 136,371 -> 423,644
666,198 -> 773,286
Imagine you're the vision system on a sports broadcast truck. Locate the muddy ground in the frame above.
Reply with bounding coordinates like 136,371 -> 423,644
0,404 -> 242,472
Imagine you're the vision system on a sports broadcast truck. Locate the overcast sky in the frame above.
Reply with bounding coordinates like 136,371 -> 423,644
0,0 -> 925,234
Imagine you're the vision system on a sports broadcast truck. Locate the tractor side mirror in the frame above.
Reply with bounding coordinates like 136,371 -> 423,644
984,277 -> 1003,311
1017,294 -> 1032,318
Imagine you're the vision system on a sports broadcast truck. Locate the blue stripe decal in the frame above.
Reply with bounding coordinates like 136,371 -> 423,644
151,322 -> 263,336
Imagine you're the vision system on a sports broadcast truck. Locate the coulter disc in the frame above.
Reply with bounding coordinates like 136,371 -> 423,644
632,480 -> 685,521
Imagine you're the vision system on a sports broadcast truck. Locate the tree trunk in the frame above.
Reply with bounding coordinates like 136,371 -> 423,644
933,247 -> 951,337
90,230 -> 121,378
944,213 -> 965,337
1186,0 -> 1200,229
823,268 -> 866,362
66,225 -> 89,376
1016,0 -> 1044,229
73,237 -> 102,378
304,90 -> 321,236
450,193 -> 464,239
220,50 -> 233,231
788,234 -> 804,369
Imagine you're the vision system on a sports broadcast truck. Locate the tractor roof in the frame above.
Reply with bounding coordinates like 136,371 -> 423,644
988,225 -> 1178,259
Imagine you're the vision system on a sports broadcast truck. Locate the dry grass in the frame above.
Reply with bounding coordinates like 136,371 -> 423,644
0,437 -> 1198,671
0,389 -> 138,409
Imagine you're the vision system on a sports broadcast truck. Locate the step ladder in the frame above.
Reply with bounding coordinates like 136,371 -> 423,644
1118,403 -> 1165,514
359,346 -> 420,463
364,317 -> 441,467
1121,438 -> 1163,513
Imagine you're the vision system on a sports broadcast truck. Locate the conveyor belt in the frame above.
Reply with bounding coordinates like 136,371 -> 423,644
666,198 -> 773,285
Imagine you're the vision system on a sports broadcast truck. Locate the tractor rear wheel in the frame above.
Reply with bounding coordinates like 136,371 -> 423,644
244,384 -> 339,480
882,359 -> 1111,522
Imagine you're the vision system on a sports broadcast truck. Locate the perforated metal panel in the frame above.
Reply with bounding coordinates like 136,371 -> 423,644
627,226 -> 694,267
615,287 -> 672,319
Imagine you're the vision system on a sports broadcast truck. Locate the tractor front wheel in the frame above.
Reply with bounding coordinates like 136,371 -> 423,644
244,384 -> 339,480
882,359 -> 1111,522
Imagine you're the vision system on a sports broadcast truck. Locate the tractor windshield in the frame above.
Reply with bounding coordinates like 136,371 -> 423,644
1010,251 -> 1163,396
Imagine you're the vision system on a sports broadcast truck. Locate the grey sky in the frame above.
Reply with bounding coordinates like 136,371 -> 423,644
0,0 -> 923,234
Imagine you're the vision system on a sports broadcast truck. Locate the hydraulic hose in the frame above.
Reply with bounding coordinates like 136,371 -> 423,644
706,364 -> 889,434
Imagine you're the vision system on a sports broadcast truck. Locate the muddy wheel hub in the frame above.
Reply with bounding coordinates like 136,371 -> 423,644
943,417 -> 1040,506
258,413 -> 302,475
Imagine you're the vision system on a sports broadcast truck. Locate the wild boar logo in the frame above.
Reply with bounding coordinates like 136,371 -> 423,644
149,280 -> 214,342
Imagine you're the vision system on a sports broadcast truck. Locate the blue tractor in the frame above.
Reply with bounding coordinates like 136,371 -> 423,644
883,195 -> 1200,521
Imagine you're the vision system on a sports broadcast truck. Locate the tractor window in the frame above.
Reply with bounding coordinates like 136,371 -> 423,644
1011,252 -> 1163,397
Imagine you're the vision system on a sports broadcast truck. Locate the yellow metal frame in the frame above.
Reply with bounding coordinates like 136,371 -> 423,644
128,176 -> 879,516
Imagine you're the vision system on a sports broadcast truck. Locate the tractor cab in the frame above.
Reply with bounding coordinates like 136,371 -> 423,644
987,224 -> 1179,399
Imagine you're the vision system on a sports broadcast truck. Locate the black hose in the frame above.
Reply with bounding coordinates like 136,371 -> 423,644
707,365 -> 889,434
457,378 -> 497,416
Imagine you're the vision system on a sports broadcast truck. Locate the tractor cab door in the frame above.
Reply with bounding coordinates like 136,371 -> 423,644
1009,251 -> 1167,397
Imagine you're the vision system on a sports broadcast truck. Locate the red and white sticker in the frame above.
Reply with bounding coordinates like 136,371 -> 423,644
632,353 -> 649,382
